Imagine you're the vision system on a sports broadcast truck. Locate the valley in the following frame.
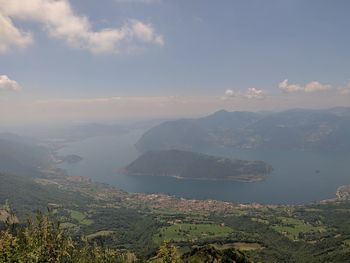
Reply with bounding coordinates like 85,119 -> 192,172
2,170 -> 350,262
1,108 -> 350,262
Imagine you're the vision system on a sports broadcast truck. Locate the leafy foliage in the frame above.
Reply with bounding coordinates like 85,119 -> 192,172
150,242 -> 180,263
0,212 -> 136,263
181,244 -> 251,263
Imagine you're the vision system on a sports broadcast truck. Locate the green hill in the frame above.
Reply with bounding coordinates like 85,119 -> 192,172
0,173 -> 91,219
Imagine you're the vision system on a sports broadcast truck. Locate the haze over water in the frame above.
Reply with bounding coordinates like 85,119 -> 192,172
58,130 -> 350,205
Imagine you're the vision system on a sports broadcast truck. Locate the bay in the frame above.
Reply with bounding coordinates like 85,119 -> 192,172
58,130 -> 350,204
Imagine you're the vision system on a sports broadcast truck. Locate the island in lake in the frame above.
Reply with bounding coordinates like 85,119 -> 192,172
124,149 -> 273,182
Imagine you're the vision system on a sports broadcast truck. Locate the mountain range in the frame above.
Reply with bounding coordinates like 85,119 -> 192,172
136,107 -> 350,152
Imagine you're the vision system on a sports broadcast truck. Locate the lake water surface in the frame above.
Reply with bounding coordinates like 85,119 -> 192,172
58,130 -> 350,205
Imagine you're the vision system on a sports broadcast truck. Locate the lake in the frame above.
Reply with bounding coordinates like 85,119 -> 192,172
58,129 -> 350,205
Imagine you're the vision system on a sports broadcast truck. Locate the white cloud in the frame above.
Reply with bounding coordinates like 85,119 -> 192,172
0,0 -> 164,54
130,20 -> 164,46
224,89 -> 235,97
304,81 -> 331,92
0,75 -> 22,91
0,13 -> 32,53
279,79 -> 331,93
246,88 -> 265,99
225,88 -> 265,99
338,80 -> 350,95
278,79 -> 302,92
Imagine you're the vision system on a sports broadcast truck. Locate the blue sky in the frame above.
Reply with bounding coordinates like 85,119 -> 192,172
0,0 -> 350,123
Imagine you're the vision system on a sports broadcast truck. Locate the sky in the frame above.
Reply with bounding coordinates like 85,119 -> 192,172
1,0 -> 350,124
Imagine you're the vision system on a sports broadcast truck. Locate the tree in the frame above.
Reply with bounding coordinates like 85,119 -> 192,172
0,211 -> 136,263
156,242 -> 180,263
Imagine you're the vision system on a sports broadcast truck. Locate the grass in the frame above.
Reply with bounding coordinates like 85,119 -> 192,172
303,208 -> 322,212
87,230 -> 114,240
67,209 -> 94,226
343,239 -> 350,246
154,223 -> 233,243
335,208 -> 350,213
271,217 -> 326,240
215,242 -> 263,251
232,242 -> 263,251
59,222 -> 78,229
230,209 -> 249,216
251,217 -> 269,225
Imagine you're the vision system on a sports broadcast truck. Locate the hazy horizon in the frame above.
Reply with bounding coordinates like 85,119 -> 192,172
1,0 -> 350,124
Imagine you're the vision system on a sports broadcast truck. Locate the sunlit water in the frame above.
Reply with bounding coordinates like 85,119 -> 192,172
58,130 -> 350,205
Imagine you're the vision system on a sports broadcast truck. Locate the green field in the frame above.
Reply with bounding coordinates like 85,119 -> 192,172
87,230 -> 114,240
271,217 -> 326,240
59,222 -> 78,229
154,223 -> 233,243
251,217 -> 269,225
343,239 -> 350,246
215,242 -> 263,251
67,209 -> 94,226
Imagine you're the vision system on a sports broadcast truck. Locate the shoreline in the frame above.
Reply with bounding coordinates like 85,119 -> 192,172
44,140 -> 348,207
124,172 -> 267,183
39,153 -> 349,209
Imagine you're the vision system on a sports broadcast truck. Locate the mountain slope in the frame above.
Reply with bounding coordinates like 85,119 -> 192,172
0,134 -> 53,177
0,173 -> 91,219
136,108 -> 350,152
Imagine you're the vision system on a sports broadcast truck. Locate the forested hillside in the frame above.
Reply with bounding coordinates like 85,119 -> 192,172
136,108 -> 350,152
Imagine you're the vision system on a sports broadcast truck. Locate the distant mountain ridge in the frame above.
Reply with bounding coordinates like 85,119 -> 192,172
136,107 -> 350,152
